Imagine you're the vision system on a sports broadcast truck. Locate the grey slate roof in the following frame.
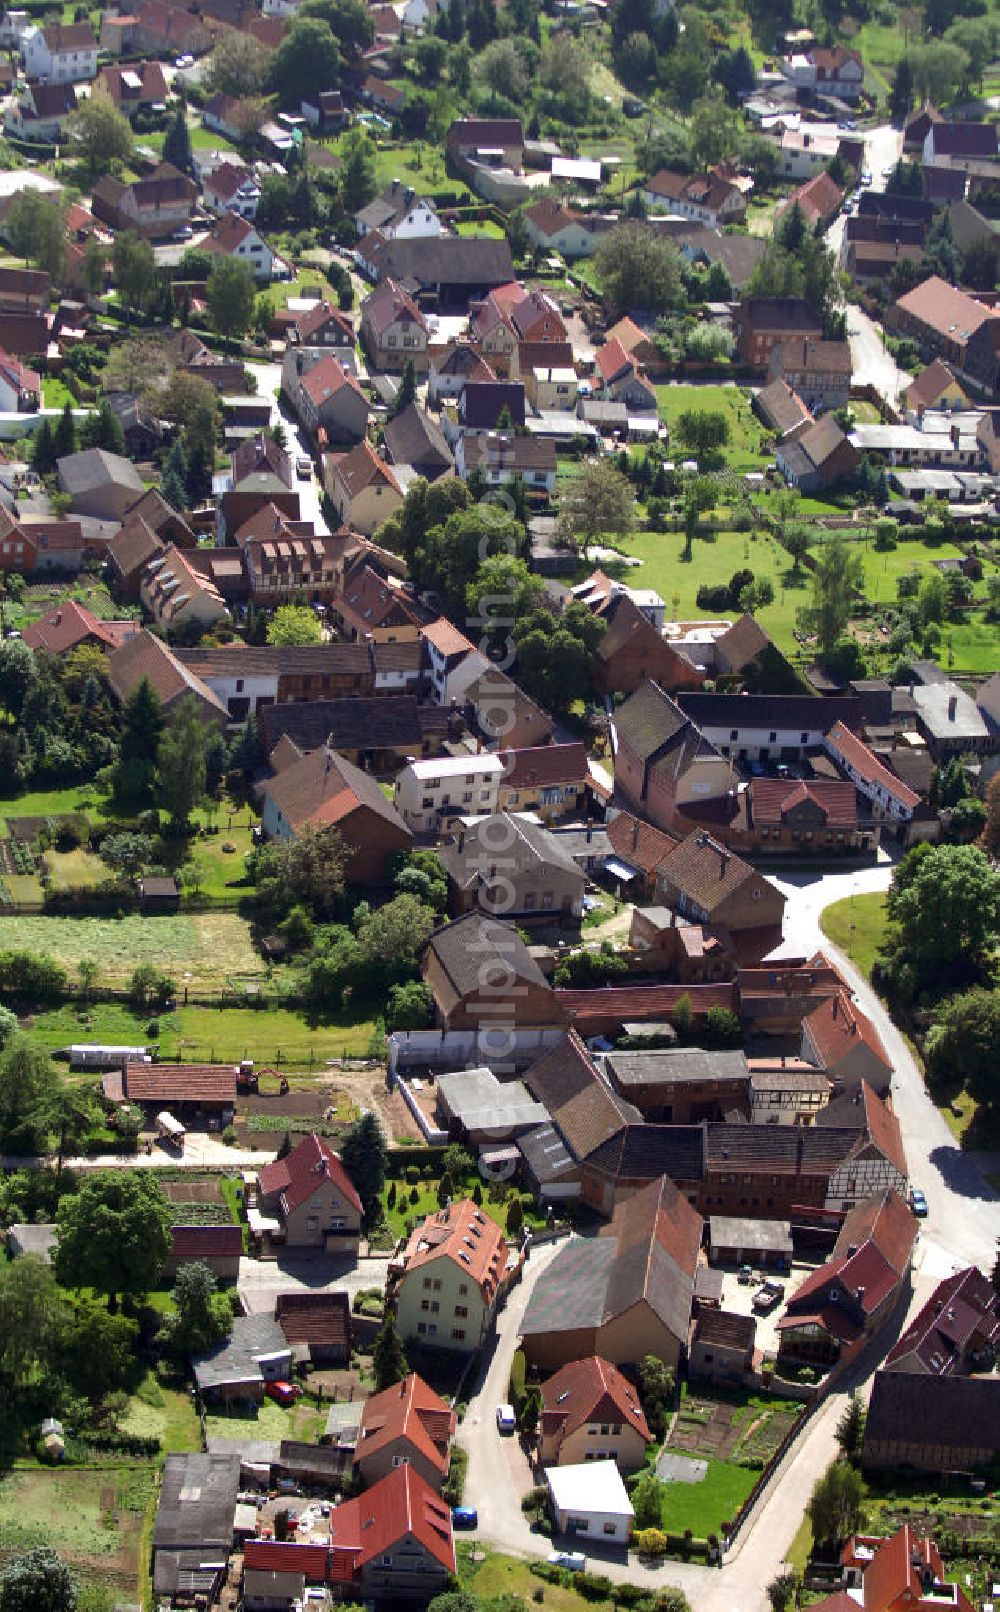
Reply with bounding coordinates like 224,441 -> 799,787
56,447 -> 143,495
193,1314 -> 289,1392
154,1453 -> 241,1551
423,912 -> 550,1000
676,691 -> 864,731
864,1370 -> 1000,1455
439,811 -> 586,893
519,1236 -> 619,1333
368,235 -> 515,290
260,695 -> 450,757
586,1122 -> 705,1183
605,1048 -> 748,1090
615,680 -> 690,763
709,1214 -> 793,1253
518,1121 -> 578,1186
383,402 -> 453,474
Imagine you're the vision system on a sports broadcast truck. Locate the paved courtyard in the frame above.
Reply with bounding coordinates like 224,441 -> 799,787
238,1254 -> 391,1313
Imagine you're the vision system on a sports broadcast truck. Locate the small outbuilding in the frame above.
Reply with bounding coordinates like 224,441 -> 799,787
545,1458 -> 634,1545
709,1215 -> 793,1270
139,874 -> 180,913
688,1309 -> 756,1386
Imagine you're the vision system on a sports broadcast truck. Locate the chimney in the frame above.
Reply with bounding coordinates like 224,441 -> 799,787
457,828 -> 465,853
951,423 -> 960,448
631,820 -> 640,852
832,995 -> 838,1018
719,850 -> 729,877
948,694 -> 957,721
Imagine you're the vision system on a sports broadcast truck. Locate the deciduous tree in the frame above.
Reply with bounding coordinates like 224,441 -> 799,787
205,31 -> 270,97
112,232 -> 157,317
594,225 -> 683,314
807,1461 -> 863,1547
55,1170 -> 173,1311
0,1547 -> 78,1612
157,695 -> 209,827
266,604 -> 323,645
66,99 -> 132,173
206,257 -> 257,339
271,16 -> 341,104
556,458 -> 635,549
7,192 -> 65,281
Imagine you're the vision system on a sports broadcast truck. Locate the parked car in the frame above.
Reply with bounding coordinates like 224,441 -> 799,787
297,455 -> 312,479
266,1380 -> 304,1406
496,1403 -> 516,1433
752,1279 -> 785,1314
452,1507 -> 479,1529
910,1187 -> 928,1217
548,1551 -> 587,1572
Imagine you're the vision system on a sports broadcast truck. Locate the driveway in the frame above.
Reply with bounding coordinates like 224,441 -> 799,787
0,1137 -> 277,1172
245,359 -> 329,535
238,1252 -> 391,1312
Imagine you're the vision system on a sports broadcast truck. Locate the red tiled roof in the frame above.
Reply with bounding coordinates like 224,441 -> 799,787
860,1082 -> 907,1177
243,1540 -> 332,1578
904,358 -> 964,412
752,777 -> 858,828
540,1355 -> 651,1444
329,1461 -> 455,1575
21,597 -> 123,654
826,720 -> 920,811
398,1198 -> 507,1304
328,437 -> 400,500
787,171 -> 843,225
299,354 -> 364,408
606,811 -> 678,875
884,1265 -> 1000,1373
169,1224 -> 242,1258
498,742 -> 587,791
863,1525 -> 948,1612
894,275 -> 997,345
803,992 -> 892,1077
595,337 -> 631,384
121,1061 -> 236,1104
785,1190 -> 916,1322
421,616 -> 476,660
275,1291 -> 351,1350
257,1131 -> 362,1216
358,1372 -> 456,1477
555,981 -> 739,1029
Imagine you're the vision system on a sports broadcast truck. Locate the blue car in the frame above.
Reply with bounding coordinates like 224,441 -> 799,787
910,1188 -> 928,1217
452,1508 -> 478,1530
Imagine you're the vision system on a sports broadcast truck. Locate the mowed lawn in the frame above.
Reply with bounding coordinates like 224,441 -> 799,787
655,383 -> 771,472
658,1456 -> 757,1535
0,911 -> 261,988
25,998 -> 379,1067
613,524 -> 807,652
820,892 -> 887,979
